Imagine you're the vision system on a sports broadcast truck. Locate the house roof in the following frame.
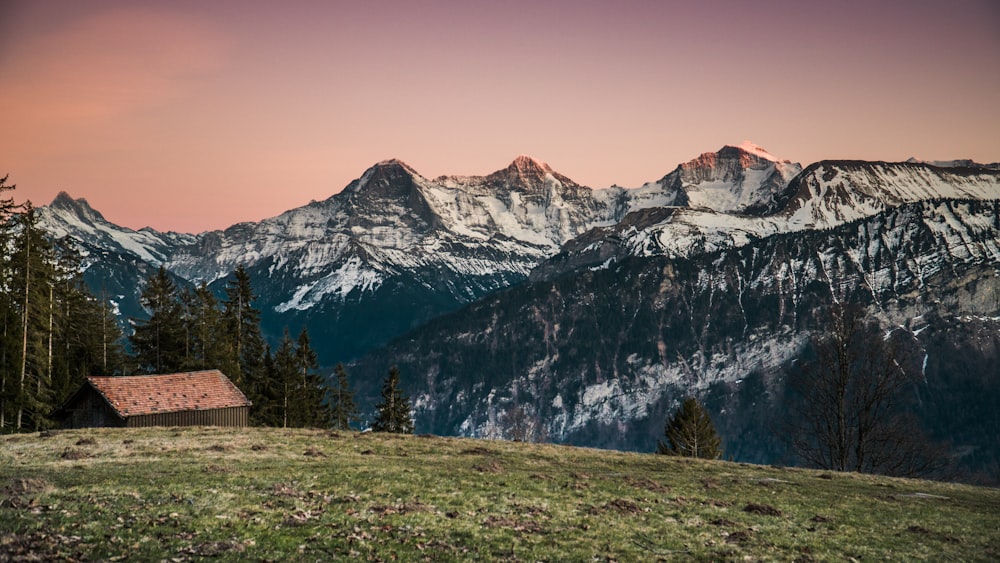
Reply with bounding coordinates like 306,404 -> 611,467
84,370 -> 251,418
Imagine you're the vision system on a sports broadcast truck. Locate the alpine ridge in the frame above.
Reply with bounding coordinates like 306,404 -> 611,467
32,144 -> 1000,481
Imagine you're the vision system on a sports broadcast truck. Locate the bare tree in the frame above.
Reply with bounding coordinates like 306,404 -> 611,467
787,304 -> 946,477
502,403 -> 547,443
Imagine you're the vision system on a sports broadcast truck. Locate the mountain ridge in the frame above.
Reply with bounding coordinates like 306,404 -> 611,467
35,145 -> 1000,367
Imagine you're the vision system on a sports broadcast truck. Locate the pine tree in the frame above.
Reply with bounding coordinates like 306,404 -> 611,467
657,397 -> 722,459
0,181 -> 124,431
371,366 -> 413,434
253,345 -> 281,427
181,282 -> 225,371
0,176 -> 17,431
271,329 -> 297,428
221,266 -> 265,390
329,363 -> 360,431
131,266 -> 186,374
292,328 -> 330,428
7,203 -> 57,430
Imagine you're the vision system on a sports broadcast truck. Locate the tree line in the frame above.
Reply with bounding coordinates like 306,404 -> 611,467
0,177 -> 413,434
0,177 -> 124,432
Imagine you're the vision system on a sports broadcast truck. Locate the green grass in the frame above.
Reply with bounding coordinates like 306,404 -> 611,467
1,427 -> 998,561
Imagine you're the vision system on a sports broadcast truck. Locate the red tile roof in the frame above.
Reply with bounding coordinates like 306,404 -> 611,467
86,370 -> 251,417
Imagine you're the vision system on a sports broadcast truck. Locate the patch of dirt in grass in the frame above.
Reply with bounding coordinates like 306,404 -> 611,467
3,478 -> 51,496
303,447 -> 326,458
461,446 -> 495,456
743,503 -> 782,517
203,464 -> 229,474
60,448 -> 89,460
472,461 -> 504,474
810,515 -> 833,523
481,515 -> 545,533
1,478 -> 52,510
75,437 -> 97,446
207,444 -> 229,452
284,509 -> 324,526
710,518 -> 738,527
0,531 -> 87,561
272,483 -> 306,498
250,444 -> 267,451
369,501 -> 433,517
726,529 -> 755,544
701,478 -> 720,490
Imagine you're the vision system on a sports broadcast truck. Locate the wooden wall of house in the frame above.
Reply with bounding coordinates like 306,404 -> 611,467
64,389 -> 126,429
125,406 -> 249,428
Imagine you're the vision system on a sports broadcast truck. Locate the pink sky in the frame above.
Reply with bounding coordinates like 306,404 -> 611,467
1,0 -> 998,233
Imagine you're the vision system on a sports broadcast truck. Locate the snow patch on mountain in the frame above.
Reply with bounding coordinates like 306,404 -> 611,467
275,255 -> 383,312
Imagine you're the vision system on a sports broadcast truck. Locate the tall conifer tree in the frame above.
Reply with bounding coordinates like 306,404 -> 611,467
131,266 -> 185,374
292,328 -> 330,428
329,363 -> 360,431
221,266 -> 265,390
372,366 -> 413,434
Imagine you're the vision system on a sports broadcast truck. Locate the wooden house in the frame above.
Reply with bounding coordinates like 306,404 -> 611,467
55,370 -> 251,428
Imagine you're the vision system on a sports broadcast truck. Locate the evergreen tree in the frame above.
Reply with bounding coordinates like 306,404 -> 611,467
0,176 -> 18,431
292,328 -> 330,428
252,345 -> 280,427
130,266 -> 185,374
7,204 -> 57,430
372,366 -> 413,434
657,397 -> 722,459
47,239 -> 124,401
221,265 -> 265,390
0,181 -> 125,431
181,282 -> 225,371
270,329 -> 298,428
264,327 -> 331,429
329,363 -> 360,431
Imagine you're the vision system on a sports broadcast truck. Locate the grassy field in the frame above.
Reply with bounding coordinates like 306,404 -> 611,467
1,427 -> 998,561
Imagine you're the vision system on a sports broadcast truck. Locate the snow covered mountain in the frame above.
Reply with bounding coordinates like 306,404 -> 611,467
35,193 -> 197,322
35,144 -> 1000,370
34,143 -> 1000,478
533,159 -> 1000,280
36,192 -> 196,266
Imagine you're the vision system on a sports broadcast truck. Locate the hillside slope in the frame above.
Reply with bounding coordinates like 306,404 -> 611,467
2,427 -> 997,561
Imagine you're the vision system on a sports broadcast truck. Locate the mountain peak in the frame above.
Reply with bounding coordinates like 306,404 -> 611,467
372,158 -> 419,174
735,140 -> 780,162
49,191 -> 107,222
509,154 -> 552,173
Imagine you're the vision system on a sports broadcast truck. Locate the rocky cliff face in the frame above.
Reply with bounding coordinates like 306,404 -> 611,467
350,199 -> 1000,479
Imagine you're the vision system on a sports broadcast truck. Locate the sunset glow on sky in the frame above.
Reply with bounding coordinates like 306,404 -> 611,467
2,0 -> 998,233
